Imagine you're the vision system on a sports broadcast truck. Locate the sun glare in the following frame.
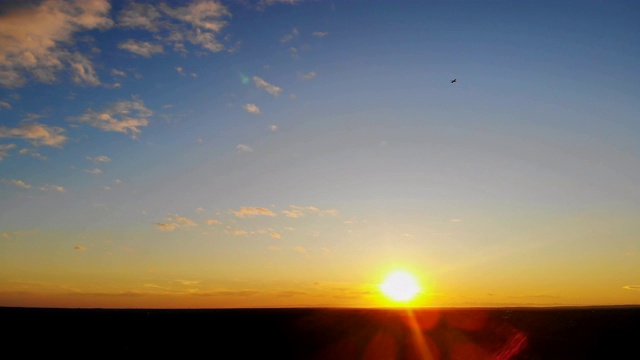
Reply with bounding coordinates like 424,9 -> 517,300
380,270 -> 421,303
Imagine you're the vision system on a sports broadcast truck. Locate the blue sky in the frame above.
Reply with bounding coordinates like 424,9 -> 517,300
1,0 -> 639,308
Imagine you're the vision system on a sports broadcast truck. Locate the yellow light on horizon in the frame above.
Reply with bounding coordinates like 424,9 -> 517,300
380,270 -> 421,303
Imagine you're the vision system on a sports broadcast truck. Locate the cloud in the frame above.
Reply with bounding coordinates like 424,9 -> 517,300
236,144 -> 253,153
19,148 -> 48,160
117,0 -> 230,53
70,99 -> 152,138
257,0 -> 300,10
230,206 -> 277,218
118,40 -> 164,57
282,205 -> 339,218
312,31 -> 328,37
74,246 -> 86,251
253,76 -> 282,96
39,184 -> 65,192
85,168 -> 103,175
269,124 -> 278,132
111,69 -> 127,77
205,219 -> 221,225
86,155 -> 111,163
0,101 -> 11,110
293,246 -> 306,254
280,27 -> 299,43
156,214 -> 198,231
225,229 -> 248,236
0,122 -> 67,147
10,179 -> 32,189
243,103 -> 261,115
270,232 -> 281,239
623,285 -> 640,291
0,143 -> 16,161
301,71 -> 316,80
0,0 -> 113,88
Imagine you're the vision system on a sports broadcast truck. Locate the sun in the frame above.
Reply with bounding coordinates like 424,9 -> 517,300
379,270 -> 422,303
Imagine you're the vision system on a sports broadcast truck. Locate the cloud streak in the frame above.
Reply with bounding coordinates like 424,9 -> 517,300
230,207 -> 277,218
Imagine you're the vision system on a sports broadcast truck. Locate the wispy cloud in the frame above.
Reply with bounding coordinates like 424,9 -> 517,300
243,103 -> 261,115
0,122 -> 67,147
0,101 -> 12,110
280,27 -> 299,43
39,184 -> 65,192
0,0 -> 113,88
282,205 -> 339,218
623,285 -> 640,291
0,143 -> 16,161
230,206 -> 277,218
205,219 -> 221,225
270,124 -> 278,132
236,144 -> 253,153
10,179 -> 32,189
84,168 -> 103,175
256,0 -> 300,11
117,0 -> 231,53
70,99 -> 152,138
312,31 -> 328,37
253,76 -> 282,96
86,155 -> 111,163
155,214 -> 198,231
301,71 -> 317,80
74,246 -> 86,251
118,40 -> 164,57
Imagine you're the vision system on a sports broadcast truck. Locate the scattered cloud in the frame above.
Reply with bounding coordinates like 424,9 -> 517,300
117,0 -> 231,53
236,144 -> 253,153
312,31 -> 328,37
39,184 -> 65,192
0,143 -> 16,161
70,99 -> 152,138
85,168 -> 103,175
301,71 -> 316,80
243,103 -> 261,115
205,219 -> 221,225
257,0 -> 300,11
623,285 -> 640,291
10,179 -> 32,189
86,155 -> 111,163
74,246 -> 86,251
0,122 -> 67,147
156,214 -> 198,231
230,206 -> 277,218
19,148 -> 47,160
225,228 -> 248,236
280,27 -> 299,43
270,232 -> 281,239
118,39 -> 164,57
282,205 -> 339,218
270,124 -> 278,132
111,69 -> 127,77
0,101 -> 11,110
0,0 -> 113,88
253,76 -> 282,96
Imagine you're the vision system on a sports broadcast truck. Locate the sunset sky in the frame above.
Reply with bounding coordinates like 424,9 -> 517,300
1,0 -> 639,309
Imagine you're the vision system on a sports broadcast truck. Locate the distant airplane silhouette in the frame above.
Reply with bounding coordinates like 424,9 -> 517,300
450,79 -> 457,83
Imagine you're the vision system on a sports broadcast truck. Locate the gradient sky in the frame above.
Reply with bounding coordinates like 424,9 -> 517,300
1,0 -> 639,309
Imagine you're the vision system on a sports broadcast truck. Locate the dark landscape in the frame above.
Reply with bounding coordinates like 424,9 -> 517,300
3,305 -> 639,359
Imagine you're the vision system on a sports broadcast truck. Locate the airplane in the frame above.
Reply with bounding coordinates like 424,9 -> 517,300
450,79 -> 457,83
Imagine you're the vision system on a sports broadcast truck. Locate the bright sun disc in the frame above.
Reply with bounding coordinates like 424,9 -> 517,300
380,270 -> 421,302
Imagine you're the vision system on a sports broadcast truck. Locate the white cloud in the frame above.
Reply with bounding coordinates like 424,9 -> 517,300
270,124 -> 278,132
280,27 -> 299,43
0,122 -> 67,147
301,71 -> 316,80
243,103 -> 261,115
236,144 -> 253,153
0,0 -> 113,88
111,69 -> 127,77
312,31 -> 328,37
39,184 -> 65,192
253,76 -> 282,96
71,99 -> 152,138
86,155 -> 111,163
0,101 -> 11,110
118,40 -> 164,57
85,168 -> 102,175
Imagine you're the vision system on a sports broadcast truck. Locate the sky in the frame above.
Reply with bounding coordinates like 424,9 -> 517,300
0,0 -> 639,309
